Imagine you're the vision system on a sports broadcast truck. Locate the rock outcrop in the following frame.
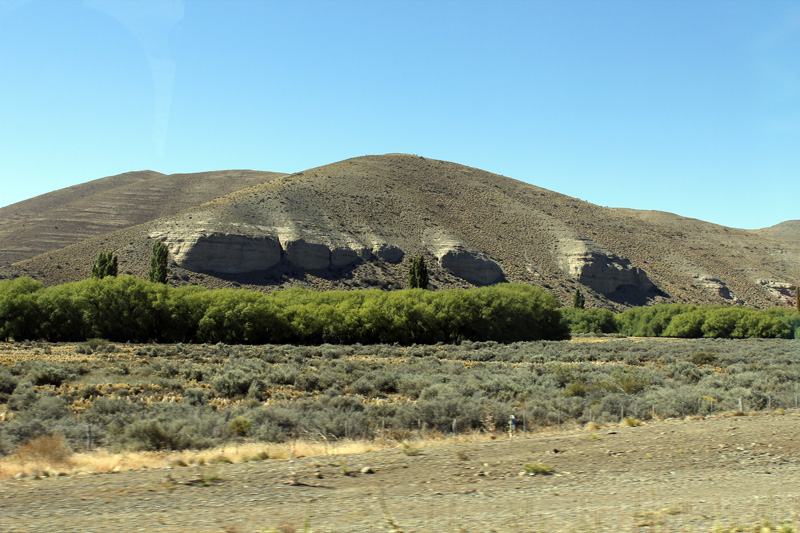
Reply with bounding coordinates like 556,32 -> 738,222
696,276 -> 733,300
556,238 -> 656,297
423,230 -> 504,285
154,229 -> 282,274
758,279 -> 796,306
371,243 -> 404,264
152,226 -> 408,275
437,249 -> 504,286
281,238 -> 332,270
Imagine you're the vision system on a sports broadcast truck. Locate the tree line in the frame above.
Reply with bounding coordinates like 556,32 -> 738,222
562,304 -> 799,339
0,276 -> 569,344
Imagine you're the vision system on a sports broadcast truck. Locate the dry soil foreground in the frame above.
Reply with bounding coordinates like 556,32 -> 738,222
2,411 -> 799,532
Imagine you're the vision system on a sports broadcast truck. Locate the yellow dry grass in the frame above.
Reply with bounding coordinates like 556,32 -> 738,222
0,432 -> 506,481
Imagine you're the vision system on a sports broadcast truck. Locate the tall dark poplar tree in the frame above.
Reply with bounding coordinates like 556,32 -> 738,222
148,241 -> 169,284
572,288 -> 585,309
408,255 -> 429,289
91,251 -> 118,279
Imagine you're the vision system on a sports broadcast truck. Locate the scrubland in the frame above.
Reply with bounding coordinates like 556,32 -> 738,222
1,337 -> 797,466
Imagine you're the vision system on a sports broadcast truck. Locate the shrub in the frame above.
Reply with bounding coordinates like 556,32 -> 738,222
27,362 -> 70,387
0,367 -> 19,397
523,462 -> 554,475
229,417 -> 251,437
560,308 -> 617,334
119,419 -> 205,451
7,381 -> 38,411
14,435 -> 73,465
212,369 -> 256,399
690,352 -> 717,365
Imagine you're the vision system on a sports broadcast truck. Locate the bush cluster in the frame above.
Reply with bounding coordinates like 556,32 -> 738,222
0,277 -> 569,344
561,305 -> 799,339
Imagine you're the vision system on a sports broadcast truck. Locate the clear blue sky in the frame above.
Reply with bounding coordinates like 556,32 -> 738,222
1,0 -> 798,230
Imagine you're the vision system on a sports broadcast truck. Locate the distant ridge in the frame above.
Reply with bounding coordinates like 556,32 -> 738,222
1,154 -> 798,309
757,220 -> 800,245
0,169 -> 287,265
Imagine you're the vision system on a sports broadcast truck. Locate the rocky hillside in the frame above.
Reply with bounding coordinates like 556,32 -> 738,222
0,169 -> 286,265
2,154 -> 798,309
757,220 -> 800,245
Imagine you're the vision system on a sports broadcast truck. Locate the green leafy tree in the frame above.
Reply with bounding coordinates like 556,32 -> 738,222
91,251 -> 118,279
572,288 -> 585,309
148,241 -> 169,284
408,255 -> 429,289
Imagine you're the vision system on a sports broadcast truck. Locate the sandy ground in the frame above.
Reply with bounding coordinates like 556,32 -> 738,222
1,411 -> 799,532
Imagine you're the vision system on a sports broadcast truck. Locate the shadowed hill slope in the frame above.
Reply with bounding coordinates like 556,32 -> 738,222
3,154 -> 798,309
0,169 -> 286,265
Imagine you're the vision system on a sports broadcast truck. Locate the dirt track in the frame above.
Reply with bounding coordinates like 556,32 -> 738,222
2,411 -> 799,532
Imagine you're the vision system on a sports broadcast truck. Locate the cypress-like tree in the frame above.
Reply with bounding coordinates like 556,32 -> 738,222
572,288 -> 585,309
408,255 -> 429,289
796,286 -> 800,312
91,251 -> 118,279
148,241 -> 169,284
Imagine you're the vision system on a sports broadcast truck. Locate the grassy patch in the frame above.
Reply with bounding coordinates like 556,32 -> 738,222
523,461 -> 554,475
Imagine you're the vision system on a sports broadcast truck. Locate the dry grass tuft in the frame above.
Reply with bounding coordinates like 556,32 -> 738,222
620,417 -> 642,427
15,435 -> 73,465
0,433 -> 506,481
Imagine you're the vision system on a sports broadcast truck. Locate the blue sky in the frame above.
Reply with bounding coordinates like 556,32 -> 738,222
1,0 -> 798,230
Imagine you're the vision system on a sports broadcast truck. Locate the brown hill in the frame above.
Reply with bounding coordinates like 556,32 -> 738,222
0,169 -> 286,265
2,154 -> 798,309
756,220 -> 800,245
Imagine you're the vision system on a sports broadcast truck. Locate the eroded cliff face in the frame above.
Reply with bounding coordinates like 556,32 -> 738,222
437,249 -> 504,286
556,237 -> 657,301
153,225 -> 379,274
151,220 -> 666,299
150,223 -> 509,287
423,229 -> 505,286
161,231 -> 282,274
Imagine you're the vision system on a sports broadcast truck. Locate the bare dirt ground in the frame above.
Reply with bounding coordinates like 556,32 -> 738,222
1,411 -> 799,532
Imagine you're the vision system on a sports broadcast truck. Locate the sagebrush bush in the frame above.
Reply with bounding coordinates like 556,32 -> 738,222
0,367 -> 18,397
212,369 -> 256,399
1,337 -> 798,454
26,362 -> 70,387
